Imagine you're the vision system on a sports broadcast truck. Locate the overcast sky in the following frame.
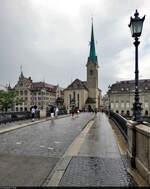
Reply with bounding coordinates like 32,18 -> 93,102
0,0 -> 150,95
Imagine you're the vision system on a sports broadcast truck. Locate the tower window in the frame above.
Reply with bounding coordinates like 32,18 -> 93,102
90,70 -> 93,76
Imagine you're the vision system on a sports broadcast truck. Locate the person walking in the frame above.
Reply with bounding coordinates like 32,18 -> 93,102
50,106 -> 55,120
55,107 -> 59,118
31,107 -> 35,121
71,108 -> 75,119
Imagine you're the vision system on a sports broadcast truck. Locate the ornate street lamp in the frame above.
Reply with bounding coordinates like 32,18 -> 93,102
128,10 -> 145,122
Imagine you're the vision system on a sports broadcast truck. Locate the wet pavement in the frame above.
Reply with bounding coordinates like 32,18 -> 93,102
0,113 -> 94,186
59,156 -> 135,187
58,113 -> 136,187
0,112 -> 137,186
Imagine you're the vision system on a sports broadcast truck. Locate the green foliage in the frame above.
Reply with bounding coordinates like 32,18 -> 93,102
0,90 -> 24,111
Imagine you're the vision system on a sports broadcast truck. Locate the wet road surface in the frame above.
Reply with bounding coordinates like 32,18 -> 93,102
59,113 -> 136,187
0,113 -> 94,186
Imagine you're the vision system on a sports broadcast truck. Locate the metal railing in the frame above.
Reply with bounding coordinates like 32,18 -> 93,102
0,111 -> 40,124
109,111 -> 128,141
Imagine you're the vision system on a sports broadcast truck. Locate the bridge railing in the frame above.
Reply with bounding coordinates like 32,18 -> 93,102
0,111 -> 40,124
109,111 -> 128,141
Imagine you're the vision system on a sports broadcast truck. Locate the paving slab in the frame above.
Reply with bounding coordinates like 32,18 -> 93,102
59,156 -> 136,187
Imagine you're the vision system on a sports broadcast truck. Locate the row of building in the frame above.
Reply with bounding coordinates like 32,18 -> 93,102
12,71 -> 64,112
103,79 -> 150,117
5,20 -> 150,117
8,21 -> 103,113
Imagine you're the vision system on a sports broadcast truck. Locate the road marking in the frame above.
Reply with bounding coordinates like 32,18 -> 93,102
40,145 -> 45,148
54,141 -> 60,144
16,142 -> 22,145
48,147 -> 54,150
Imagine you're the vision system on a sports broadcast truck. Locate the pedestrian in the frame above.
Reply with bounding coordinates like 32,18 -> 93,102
31,107 -> 35,121
72,108 -> 75,119
55,107 -> 59,118
94,108 -> 97,114
50,106 -> 55,120
76,109 -> 80,117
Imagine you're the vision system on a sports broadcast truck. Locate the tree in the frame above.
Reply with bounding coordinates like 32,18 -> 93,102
0,90 -> 24,111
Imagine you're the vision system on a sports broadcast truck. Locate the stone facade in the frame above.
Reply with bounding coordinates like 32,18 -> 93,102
13,72 -> 64,111
127,120 -> 150,185
105,79 -> 150,116
64,22 -> 102,112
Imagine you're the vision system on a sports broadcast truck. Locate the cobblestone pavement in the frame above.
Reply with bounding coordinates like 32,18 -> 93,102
0,113 -> 94,157
0,113 -> 94,186
59,156 -> 135,187
58,113 -> 136,187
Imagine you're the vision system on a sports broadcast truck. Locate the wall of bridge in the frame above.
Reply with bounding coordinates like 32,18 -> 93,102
127,120 -> 150,185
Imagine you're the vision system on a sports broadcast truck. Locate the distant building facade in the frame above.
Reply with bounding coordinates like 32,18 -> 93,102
64,22 -> 102,112
13,72 -> 64,112
105,79 -> 150,116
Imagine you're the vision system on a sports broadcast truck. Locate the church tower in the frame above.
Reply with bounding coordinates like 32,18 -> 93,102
86,21 -> 99,108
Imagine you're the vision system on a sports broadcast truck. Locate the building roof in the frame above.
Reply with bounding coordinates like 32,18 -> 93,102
64,79 -> 88,91
85,97 -> 96,104
31,82 -> 57,92
14,72 -> 64,94
109,79 -> 150,93
88,21 -> 97,64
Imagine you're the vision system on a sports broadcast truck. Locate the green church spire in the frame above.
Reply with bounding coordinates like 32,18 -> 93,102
88,20 -> 97,64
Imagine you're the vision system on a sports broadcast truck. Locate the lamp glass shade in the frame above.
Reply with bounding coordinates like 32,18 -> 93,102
130,20 -> 144,37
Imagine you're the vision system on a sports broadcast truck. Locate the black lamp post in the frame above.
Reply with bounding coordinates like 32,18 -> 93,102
128,10 -> 145,123
108,85 -> 111,118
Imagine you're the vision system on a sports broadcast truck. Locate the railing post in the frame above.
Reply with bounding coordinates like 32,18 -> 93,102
127,120 -> 137,169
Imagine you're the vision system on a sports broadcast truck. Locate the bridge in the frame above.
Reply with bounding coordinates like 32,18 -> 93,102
108,110 -> 150,185
0,111 -> 149,186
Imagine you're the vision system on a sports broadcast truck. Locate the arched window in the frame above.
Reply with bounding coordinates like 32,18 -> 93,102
145,110 -> 148,116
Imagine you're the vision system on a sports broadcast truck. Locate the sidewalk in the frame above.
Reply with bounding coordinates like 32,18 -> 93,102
46,113 -> 137,187
0,114 -> 70,134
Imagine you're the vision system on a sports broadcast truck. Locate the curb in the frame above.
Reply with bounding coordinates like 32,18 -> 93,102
44,116 -> 96,186
0,114 -> 71,134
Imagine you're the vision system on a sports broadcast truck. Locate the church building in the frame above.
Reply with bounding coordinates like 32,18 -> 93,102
64,22 -> 102,112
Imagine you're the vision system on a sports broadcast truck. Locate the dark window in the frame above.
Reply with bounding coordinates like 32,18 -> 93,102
24,90 -> 28,95
90,70 -> 93,75
116,110 -> 119,113
69,94 -> 71,104
20,91 -> 23,95
20,107 -> 23,112
145,110 -> 148,116
16,107 -> 18,112
24,107 -> 27,111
